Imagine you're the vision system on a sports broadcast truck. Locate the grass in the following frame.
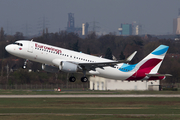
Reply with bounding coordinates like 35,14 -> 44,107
0,97 -> 180,119
0,89 -> 180,95
1,115 -> 175,120
0,89 -> 180,119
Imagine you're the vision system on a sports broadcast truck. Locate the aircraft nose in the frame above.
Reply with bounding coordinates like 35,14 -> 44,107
5,45 -> 12,53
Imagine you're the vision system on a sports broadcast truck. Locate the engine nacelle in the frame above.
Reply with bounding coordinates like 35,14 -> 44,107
42,64 -> 59,73
59,61 -> 78,73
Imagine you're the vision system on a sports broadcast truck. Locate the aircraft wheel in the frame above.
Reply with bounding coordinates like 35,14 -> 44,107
69,76 -> 76,82
81,77 -> 88,82
22,65 -> 26,69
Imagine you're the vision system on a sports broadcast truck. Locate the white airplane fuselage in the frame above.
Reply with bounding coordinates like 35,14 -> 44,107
5,40 -> 169,81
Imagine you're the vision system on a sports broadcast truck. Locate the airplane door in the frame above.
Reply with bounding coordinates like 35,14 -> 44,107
28,41 -> 33,53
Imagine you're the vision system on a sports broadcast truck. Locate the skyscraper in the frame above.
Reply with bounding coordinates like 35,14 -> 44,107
67,13 -> 75,33
173,9 -> 180,35
121,24 -> 132,35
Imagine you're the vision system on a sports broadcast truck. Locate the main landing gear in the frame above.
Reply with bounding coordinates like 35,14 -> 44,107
81,70 -> 88,82
69,76 -> 88,82
81,77 -> 88,82
69,70 -> 88,82
69,76 -> 76,82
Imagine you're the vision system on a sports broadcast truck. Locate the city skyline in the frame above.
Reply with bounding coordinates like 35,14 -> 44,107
0,0 -> 180,36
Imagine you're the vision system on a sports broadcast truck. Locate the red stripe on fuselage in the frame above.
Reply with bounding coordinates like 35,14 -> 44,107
126,58 -> 162,80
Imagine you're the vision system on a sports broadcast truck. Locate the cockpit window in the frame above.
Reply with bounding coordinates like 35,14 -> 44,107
14,42 -> 23,46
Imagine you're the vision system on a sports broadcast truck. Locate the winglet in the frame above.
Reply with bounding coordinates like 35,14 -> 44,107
126,51 -> 137,61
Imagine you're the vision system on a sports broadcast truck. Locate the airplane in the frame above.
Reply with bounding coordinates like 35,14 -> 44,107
5,40 -> 171,82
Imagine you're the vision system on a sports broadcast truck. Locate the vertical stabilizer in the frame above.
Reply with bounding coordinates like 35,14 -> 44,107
127,45 -> 169,80
136,45 -> 169,73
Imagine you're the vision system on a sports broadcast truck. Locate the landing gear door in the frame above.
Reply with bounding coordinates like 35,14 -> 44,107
28,41 -> 33,53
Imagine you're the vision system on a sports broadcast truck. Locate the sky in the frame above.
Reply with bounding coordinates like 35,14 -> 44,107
0,0 -> 180,36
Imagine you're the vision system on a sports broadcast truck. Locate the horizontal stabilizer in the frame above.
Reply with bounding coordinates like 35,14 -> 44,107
146,73 -> 172,77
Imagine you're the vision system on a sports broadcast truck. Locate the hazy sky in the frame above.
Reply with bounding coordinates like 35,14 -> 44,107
0,0 -> 180,35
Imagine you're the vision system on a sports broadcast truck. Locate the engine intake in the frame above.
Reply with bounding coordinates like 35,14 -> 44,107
59,61 -> 78,73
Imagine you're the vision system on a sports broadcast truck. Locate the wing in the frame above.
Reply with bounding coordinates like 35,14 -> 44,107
78,51 -> 137,71
78,61 -> 122,70
51,51 -> 137,71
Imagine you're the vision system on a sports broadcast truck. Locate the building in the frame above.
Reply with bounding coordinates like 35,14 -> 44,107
89,76 -> 160,91
66,13 -> 89,36
173,9 -> 180,35
67,13 -> 75,33
82,23 -> 89,36
135,25 -> 142,35
118,24 -> 132,35
66,13 -> 82,35
173,17 -> 180,34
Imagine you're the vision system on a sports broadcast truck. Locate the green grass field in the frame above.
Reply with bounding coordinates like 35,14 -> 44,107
0,97 -> 180,120
0,89 -> 180,95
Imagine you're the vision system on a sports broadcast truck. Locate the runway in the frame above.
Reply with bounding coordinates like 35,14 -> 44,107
1,94 -> 180,98
0,113 -> 179,116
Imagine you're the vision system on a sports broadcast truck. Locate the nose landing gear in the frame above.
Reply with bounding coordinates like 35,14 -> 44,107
22,59 -> 28,69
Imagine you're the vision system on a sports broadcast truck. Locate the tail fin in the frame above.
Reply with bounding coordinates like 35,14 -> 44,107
126,45 -> 169,80
135,45 -> 169,74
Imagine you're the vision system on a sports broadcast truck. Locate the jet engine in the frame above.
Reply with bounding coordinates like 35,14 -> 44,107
59,61 -> 78,73
42,64 -> 59,73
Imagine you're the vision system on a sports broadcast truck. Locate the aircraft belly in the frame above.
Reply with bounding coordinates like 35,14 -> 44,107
96,67 -> 134,80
